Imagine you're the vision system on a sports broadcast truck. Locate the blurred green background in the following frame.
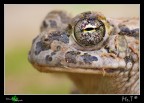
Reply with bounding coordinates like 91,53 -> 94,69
5,4 -> 139,94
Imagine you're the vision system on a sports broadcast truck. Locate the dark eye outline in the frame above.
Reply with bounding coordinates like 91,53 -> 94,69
73,18 -> 106,47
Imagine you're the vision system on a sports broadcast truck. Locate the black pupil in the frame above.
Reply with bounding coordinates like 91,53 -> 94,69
84,28 -> 95,31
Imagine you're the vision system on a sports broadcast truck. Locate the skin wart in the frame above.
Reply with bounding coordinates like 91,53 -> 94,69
28,10 -> 139,94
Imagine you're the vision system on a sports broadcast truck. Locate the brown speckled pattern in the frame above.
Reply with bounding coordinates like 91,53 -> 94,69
28,11 -> 139,94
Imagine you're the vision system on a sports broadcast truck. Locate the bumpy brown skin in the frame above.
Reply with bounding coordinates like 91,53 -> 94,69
28,10 -> 139,94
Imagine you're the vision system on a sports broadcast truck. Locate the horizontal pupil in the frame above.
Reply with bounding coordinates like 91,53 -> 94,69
84,28 -> 95,31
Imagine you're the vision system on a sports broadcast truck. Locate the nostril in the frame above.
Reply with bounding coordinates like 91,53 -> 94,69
43,20 -> 48,27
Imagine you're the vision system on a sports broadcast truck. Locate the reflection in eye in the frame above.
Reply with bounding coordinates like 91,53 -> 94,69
74,19 -> 105,47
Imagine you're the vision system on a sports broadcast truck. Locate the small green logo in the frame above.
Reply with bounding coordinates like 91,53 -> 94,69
6,95 -> 23,103
11,95 -> 18,103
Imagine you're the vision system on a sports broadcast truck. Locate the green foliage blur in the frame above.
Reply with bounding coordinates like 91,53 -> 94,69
5,46 -> 72,94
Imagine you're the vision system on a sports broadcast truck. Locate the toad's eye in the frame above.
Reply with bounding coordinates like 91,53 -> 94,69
74,19 -> 105,47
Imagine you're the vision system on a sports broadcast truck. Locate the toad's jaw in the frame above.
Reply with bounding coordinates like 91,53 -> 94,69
29,56 -> 126,76
31,63 -> 125,76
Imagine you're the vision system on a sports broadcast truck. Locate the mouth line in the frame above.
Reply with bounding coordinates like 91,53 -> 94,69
33,63 -> 123,75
